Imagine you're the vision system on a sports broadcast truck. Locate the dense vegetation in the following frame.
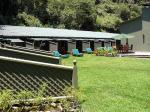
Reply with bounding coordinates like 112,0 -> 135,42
0,0 -> 143,32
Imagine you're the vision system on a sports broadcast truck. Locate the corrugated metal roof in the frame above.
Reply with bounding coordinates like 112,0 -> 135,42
0,25 -> 119,39
54,39 -> 71,41
7,39 -> 24,42
73,38 -> 95,41
31,38 -> 53,41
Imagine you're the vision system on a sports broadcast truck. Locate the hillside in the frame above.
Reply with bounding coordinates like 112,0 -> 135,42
0,0 -> 143,32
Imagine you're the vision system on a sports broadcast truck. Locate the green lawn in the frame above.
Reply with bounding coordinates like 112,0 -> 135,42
62,54 -> 150,112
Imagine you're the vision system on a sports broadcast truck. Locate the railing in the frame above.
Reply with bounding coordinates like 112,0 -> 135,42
0,56 -> 78,96
0,47 -> 61,64
3,44 -> 53,56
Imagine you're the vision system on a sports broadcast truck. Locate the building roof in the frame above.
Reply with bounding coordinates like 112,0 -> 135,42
0,25 -> 119,39
7,39 -> 24,43
54,39 -> 71,41
31,38 -> 53,41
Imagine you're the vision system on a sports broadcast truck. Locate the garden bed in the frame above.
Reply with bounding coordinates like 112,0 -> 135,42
0,87 -> 84,112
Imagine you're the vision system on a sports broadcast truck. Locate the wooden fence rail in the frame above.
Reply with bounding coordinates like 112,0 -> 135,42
0,56 -> 78,96
0,47 -> 61,64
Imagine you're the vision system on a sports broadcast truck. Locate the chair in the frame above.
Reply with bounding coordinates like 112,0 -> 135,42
107,47 -> 113,53
53,51 -> 69,58
53,51 -> 61,57
72,49 -> 83,56
86,48 -> 93,54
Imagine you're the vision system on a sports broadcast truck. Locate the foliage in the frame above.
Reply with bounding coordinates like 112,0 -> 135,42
75,0 -> 97,30
58,87 -> 85,111
46,0 -> 65,27
130,4 -> 142,19
95,1 -> 141,31
17,12 -> 42,27
118,4 -> 131,21
64,87 -> 86,104
0,0 -> 142,32
0,84 -> 82,111
0,90 -> 14,111
96,14 -> 122,31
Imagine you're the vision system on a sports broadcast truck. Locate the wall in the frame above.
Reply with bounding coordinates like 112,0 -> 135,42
68,41 -> 76,53
120,17 -> 143,51
142,6 -> 150,51
94,41 -> 102,49
120,6 -> 150,52
104,41 -> 111,47
82,41 -> 90,51
49,41 -> 58,52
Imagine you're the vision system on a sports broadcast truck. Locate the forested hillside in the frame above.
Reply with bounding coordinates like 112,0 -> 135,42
0,0 -> 143,32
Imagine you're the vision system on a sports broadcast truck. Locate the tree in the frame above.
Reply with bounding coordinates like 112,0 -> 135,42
75,0 -> 97,30
0,0 -> 20,24
17,12 -> 42,27
46,0 -> 65,27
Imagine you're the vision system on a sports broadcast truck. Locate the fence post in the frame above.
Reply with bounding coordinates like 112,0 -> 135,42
72,60 -> 78,89
59,57 -> 62,64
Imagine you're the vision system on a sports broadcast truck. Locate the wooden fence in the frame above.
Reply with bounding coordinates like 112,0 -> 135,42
0,56 -> 78,96
0,47 -> 61,64
4,44 -> 53,56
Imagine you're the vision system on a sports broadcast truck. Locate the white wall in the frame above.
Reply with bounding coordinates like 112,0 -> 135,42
49,42 -> 58,52
82,41 -> 90,51
94,41 -> 102,50
68,41 -> 76,53
104,42 -> 111,47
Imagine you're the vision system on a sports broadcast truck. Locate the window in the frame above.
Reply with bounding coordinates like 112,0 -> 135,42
143,34 -> 145,44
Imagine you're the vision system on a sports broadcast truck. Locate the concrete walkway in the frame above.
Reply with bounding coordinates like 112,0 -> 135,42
119,51 -> 150,57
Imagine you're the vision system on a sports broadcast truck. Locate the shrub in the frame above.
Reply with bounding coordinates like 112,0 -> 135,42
0,90 -> 14,111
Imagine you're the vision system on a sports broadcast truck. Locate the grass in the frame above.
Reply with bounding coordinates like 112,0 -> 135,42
62,54 -> 150,112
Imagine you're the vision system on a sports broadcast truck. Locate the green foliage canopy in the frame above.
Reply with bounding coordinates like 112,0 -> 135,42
0,0 -> 142,32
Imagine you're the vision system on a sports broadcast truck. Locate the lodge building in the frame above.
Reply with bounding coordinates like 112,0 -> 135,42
0,25 -> 118,53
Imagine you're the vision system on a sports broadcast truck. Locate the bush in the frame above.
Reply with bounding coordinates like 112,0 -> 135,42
0,86 -> 83,111
0,90 -> 14,111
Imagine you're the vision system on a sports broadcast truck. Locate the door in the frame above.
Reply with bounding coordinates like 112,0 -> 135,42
58,41 -> 68,54
90,41 -> 94,51
116,40 -> 121,49
102,41 -> 104,47
76,40 -> 82,53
